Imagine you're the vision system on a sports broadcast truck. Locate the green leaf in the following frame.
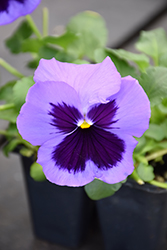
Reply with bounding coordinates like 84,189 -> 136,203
43,31 -> 78,50
162,97 -> 167,107
158,103 -> 167,114
66,11 -> 108,60
2,139 -> 20,157
144,123 -> 165,141
159,52 -> 167,67
157,141 -> 167,149
0,108 -> 19,123
138,67 -> 167,106
72,59 -> 90,64
55,50 -> 76,62
13,76 -> 34,111
38,45 -> 75,62
138,139 -> 159,155
94,48 -> 137,77
106,48 -> 149,71
0,80 -> 16,103
135,28 -> 167,65
30,162 -> 46,181
21,38 -> 43,53
5,20 -> 33,54
5,123 -> 18,138
150,105 -> 166,124
38,45 -> 59,59
160,119 -> 167,138
84,178 -> 125,200
137,163 -> 155,182
134,136 -> 147,153
134,154 -> 148,165
26,59 -> 40,69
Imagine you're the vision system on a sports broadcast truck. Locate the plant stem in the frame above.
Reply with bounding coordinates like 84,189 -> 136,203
25,15 -> 42,40
0,103 -> 15,111
43,7 -> 49,37
0,130 -> 7,136
0,58 -> 24,78
130,168 -> 144,185
145,148 -> 167,162
0,130 -> 17,137
19,138 -> 38,152
148,180 -> 167,189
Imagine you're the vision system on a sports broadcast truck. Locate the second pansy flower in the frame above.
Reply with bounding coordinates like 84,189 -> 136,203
17,57 -> 150,186
0,0 -> 41,25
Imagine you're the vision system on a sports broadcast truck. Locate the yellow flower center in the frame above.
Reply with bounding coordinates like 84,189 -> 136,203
80,120 -> 91,129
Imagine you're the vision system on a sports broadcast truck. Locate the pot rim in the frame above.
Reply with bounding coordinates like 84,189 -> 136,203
125,178 -> 167,194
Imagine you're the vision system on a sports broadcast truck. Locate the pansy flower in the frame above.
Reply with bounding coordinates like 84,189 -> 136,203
0,0 -> 41,25
17,57 -> 150,187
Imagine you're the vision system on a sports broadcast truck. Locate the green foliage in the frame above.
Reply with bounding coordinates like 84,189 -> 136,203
1,123 -> 20,156
137,163 -> 155,182
144,123 -> 166,141
0,77 -> 34,122
30,162 -> 46,181
138,67 -> 167,107
94,48 -> 138,77
4,11 -> 108,67
0,123 -> 37,157
84,178 -> 126,200
159,52 -> 167,67
105,48 -> 149,71
38,45 -> 59,59
135,28 -> 167,65
0,80 -> 16,102
72,59 -> 90,64
26,59 -> 39,69
55,51 -> 76,63
13,76 -> 34,111
43,31 -> 78,50
2,139 -> 21,157
126,28 -> 167,189
0,108 -> 19,123
150,105 -> 166,124
5,21 -> 33,53
21,38 -> 43,53
66,11 -> 108,60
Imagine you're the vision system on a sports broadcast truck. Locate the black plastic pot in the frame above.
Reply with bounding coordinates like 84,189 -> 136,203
96,178 -> 167,250
20,155 -> 93,248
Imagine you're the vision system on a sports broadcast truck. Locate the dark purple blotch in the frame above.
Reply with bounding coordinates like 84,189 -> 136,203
49,100 -> 125,173
88,100 -> 119,129
52,126 -> 125,173
49,102 -> 83,134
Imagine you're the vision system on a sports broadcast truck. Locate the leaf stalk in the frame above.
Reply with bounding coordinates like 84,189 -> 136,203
0,58 -> 24,78
25,15 -> 42,40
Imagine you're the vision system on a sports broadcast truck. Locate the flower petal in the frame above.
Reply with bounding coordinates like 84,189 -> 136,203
109,76 -> 150,137
17,81 -> 83,145
0,0 -> 41,25
37,125 -> 125,186
97,133 -> 137,184
34,57 -> 121,111
87,100 -> 118,129
49,102 -> 83,134
37,136 -> 96,186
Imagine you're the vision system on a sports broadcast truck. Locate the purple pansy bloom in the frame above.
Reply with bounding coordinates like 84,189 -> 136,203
0,0 -> 40,25
17,57 -> 150,187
